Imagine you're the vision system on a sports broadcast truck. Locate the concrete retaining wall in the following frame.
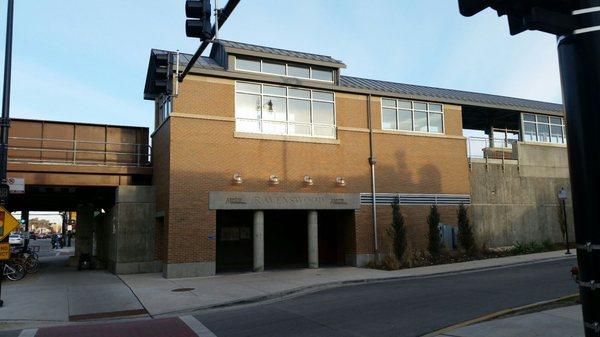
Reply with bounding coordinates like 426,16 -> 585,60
107,186 -> 162,274
470,142 -> 575,247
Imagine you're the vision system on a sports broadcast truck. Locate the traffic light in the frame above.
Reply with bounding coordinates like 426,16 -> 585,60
154,53 -> 173,95
458,0 -> 577,35
153,52 -> 173,96
186,0 -> 213,40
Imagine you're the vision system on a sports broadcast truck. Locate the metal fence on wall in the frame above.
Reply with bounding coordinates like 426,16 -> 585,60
7,136 -> 151,167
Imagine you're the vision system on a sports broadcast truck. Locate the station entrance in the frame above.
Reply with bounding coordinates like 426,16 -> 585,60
215,209 -> 355,272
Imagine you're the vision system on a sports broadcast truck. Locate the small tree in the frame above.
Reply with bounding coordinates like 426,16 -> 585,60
387,201 -> 407,263
427,205 -> 441,257
457,204 -> 476,254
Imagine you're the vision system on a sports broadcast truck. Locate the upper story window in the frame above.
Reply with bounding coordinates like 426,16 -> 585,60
381,98 -> 444,134
522,113 -> 566,144
234,56 -> 334,82
235,81 -> 336,138
158,95 -> 171,126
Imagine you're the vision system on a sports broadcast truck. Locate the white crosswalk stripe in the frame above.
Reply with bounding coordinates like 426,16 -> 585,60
17,329 -> 38,337
180,315 -> 217,337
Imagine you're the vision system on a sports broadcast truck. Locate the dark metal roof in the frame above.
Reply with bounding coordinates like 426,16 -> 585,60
215,40 -> 346,68
149,42 -> 563,115
340,76 -> 563,114
178,52 -> 223,70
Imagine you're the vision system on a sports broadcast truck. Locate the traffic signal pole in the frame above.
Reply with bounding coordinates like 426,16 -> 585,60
557,2 -> 600,334
458,1 -> 600,335
178,0 -> 240,82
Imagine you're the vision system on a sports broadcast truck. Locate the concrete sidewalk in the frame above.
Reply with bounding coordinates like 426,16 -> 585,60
120,250 -> 576,317
436,305 -> 584,337
0,255 -> 146,325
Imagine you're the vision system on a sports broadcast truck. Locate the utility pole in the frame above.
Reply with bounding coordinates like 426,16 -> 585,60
458,1 -> 600,335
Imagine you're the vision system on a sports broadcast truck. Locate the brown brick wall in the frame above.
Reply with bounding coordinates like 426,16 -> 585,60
159,75 -> 470,265
151,121 -> 170,261
173,76 -> 234,118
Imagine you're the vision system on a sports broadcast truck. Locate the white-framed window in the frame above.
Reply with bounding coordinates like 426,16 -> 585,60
234,56 -> 334,83
522,113 -> 566,144
158,95 -> 171,125
235,81 -> 336,138
381,98 -> 444,134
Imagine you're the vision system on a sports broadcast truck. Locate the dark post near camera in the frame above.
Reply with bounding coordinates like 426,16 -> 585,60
458,0 -> 600,335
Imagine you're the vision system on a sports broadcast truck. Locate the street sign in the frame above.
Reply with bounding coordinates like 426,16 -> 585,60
7,177 -> 24,194
0,206 -> 19,241
0,243 -> 9,260
558,187 -> 568,200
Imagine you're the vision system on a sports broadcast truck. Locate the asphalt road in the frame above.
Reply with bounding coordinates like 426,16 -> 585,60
193,258 -> 578,337
25,237 -> 72,257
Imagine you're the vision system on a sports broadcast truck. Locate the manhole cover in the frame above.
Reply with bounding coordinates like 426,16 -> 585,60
171,287 -> 195,292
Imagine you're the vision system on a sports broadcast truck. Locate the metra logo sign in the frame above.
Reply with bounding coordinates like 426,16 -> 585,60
225,197 -> 247,205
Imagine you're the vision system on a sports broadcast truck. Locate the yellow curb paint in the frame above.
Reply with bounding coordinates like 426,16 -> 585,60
421,293 -> 579,337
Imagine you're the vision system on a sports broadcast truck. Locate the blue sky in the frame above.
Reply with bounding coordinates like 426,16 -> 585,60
0,0 -> 562,130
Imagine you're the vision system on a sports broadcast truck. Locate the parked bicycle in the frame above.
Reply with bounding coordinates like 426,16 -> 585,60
3,260 -> 26,281
11,246 -> 40,274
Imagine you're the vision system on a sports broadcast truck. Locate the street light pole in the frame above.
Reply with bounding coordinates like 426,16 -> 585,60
0,0 -> 14,309
1,0 -> 14,196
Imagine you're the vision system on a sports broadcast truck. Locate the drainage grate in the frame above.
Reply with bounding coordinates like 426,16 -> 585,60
171,287 -> 195,292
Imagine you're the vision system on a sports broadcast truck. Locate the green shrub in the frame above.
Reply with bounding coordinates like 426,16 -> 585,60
382,255 -> 400,270
387,201 -> 407,262
427,205 -> 441,257
457,204 -> 476,255
542,239 -> 555,251
511,240 -> 556,255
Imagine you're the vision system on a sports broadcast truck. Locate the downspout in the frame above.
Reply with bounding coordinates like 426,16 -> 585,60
367,94 -> 378,261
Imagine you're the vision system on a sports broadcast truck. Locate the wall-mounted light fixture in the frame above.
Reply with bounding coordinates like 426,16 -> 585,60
303,175 -> 314,186
232,172 -> 243,184
336,176 -> 346,187
268,175 -> 280,185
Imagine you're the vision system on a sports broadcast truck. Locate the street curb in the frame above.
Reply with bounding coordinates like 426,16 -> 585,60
152,253 -> 576,318
420,293 -> 580,337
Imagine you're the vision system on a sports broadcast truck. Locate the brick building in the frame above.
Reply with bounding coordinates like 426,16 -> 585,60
144,40 -> 569,278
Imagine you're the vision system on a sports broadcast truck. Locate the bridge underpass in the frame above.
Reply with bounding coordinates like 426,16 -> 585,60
5,118 -> 158,274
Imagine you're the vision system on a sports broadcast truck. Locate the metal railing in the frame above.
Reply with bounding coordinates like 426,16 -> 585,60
467,136 -> 518,165
7,136 -> 151,167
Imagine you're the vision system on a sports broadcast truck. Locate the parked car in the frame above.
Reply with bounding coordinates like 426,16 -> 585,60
8,233 -> 23,246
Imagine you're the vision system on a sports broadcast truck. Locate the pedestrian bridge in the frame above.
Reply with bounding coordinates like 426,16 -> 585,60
6,118 -> 152,210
